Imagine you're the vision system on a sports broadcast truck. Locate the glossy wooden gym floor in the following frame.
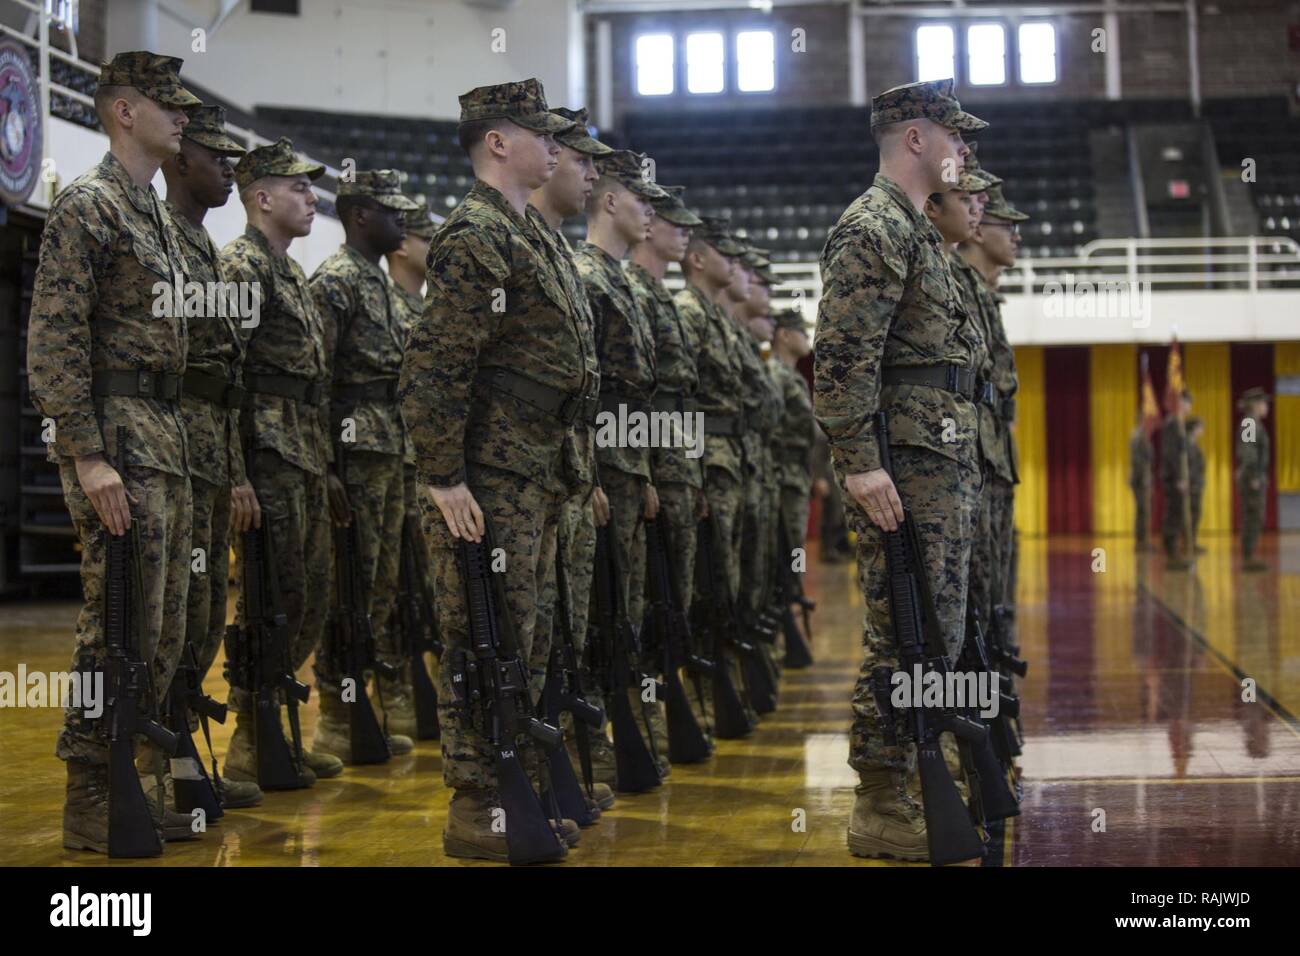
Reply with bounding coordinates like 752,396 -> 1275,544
2,534 -> 1298,866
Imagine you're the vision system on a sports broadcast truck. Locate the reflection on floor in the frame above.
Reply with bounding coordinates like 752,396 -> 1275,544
0,532 -> 1296,866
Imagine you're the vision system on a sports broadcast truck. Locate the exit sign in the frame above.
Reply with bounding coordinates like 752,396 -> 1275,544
1168,180 -> 1190,199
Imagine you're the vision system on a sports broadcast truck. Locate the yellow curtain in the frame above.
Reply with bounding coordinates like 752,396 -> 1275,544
1013,345 -> 1047,537
1089,344 -> 1137,535
1182,343 -> 1232,534
1276,343 -> 1300,493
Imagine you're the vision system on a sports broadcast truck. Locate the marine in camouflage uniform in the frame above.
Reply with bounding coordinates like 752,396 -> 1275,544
946,172 -> 1019,637
1129,424 -> 1155,550
524,107 -> 614,802
1235,387 -> 1271,571
1187,417 -> 1206,552
399,80 -> 596,860
386,195 -> 440,734
576,148 -> 671,780
160,105 -> 263,810
309,170 -> 420,760
769,309 -> 816,590
27,52 -> 202,852
732,248 -> 786,672
675,216 -> 754,732
221,137 -> 342,784
1159,393 -> 1193,566
627,183 -> 711,741
813,79 -> 988,862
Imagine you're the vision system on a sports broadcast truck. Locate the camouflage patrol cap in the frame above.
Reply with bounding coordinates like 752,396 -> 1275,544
956,170 -> 987,193
181,105 -> 245,156
458,78 -> 574,134
651,184 -> 703,227
402,195 -> 439,239
967,167 -> 1002,190
1237,386 -> 1270,407
773,309 -> 807,333
871,78 -> 987,133
97,51 -> 201,108
695,214 -> 745,256
337,169 -> 421,211
597,150 -> 670,201
553,108 -> 614,156
235,137 -> 325,189
754,265 -> 781,287
983,184 -> 1029,221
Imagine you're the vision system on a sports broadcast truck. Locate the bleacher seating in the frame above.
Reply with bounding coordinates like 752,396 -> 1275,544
626,101 -> 1102,261
1205,96 -> 1300,245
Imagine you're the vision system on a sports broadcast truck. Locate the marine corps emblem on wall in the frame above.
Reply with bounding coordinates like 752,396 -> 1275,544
0,37 -> 42,207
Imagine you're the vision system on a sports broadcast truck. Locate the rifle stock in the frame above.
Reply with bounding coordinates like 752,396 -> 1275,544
102,426 -> 179,857
456,526 -> 567,864
874,412 -> 985,866
167,643 -> 225,820
644,516 -> 712,764
590,519 -> 661,793
691,514 -> 755,739
398,513 -> 441,740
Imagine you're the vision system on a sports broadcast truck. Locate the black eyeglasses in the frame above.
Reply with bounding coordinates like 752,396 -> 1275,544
980,221 -> 1020,237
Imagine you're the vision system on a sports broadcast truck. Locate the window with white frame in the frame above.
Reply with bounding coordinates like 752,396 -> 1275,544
686,32 -> 725,94
915,24 -> 955,82
967,23 -> 1007,85
736,30 -> 775,93
635,33 -> 674,96
1018,22 -> 1058,84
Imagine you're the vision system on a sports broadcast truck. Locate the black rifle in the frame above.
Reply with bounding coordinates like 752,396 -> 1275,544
773,506 -> 815,669
539,548 -> 604,826
166,642 -> 226,820
454,524 -> 568,864
225,433 -> 311,791
589,518 -> 661,793
968,610 -> 1023,775
691,513 -> 756,739
327,441 -> 395,764
872,411 -> 987,866
955,609 -> 1020,825
737,504 -> 780,715
397,513 -> 441,740
101,425 -> 180,857
643,516 -> 712,764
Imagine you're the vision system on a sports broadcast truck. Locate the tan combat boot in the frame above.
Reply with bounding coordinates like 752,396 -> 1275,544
224,706 -> 317,787
62,760 -> 111,853
312,687 -> 411,764
848,770 -> 929,862
588,782 -> 616,811
640,691 -> 672,779
443,789 -> 572,862
374,671 -> 418,739
135,742 -> 202,842
216,776 -> 264,810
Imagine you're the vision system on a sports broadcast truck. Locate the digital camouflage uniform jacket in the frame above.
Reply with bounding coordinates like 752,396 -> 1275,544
220,224 -> 331,475
399,182 -> 596,496
165,200 -> 246,488
814,174 -> 984,474
949,251 -> 1015,484
674,285 -> 746,482
770,359 -> 815,492
527,207 -> 602,495
392,281 -> 424,468
627,261 -> 701,490
311,244 -> 407,456
575,240 -> 657,482
28,152 -> 189,475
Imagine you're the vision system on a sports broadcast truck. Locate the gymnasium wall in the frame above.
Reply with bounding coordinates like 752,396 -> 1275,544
593,0 -> 1299,122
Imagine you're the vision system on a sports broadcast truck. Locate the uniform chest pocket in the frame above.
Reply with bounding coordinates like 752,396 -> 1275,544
123,227 -> 177,283
918,267 -> 956,314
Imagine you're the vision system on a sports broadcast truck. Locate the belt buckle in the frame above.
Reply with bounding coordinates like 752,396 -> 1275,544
945,366 -> 959,393
226,384 -> 247,408
305,382 -> 321,405
138,371 -> 154,398
557,392 -> 579,427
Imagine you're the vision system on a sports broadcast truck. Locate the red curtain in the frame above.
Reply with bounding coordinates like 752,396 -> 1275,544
1045,346 -> 1093,533
1229,343 -> 1278,531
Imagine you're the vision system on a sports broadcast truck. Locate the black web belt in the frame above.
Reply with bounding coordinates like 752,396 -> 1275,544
652,391 -> 698,416
703,412 -> 747,437
333,378 -> 400,403
183,368 -> 246,409
477,366 -> 592,427
91,370 -> 181,402
1000,397 -> 1016,422
881,364 -> 979,402
244,373 -> 324,405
